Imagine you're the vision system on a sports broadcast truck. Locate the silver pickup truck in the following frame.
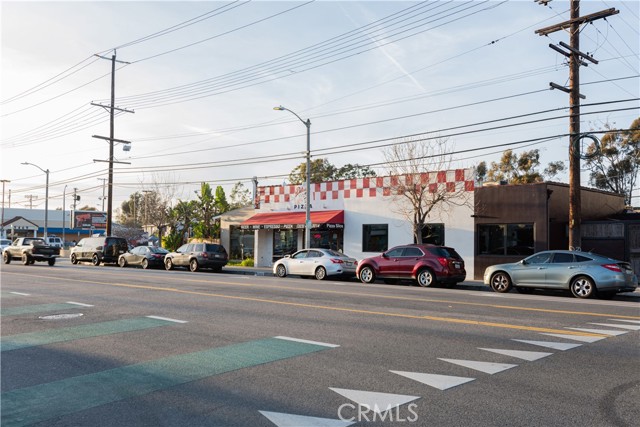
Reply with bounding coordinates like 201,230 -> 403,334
2,237 -> 60,266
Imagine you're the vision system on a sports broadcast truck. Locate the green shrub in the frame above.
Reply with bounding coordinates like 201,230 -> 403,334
240,258 -> 254,267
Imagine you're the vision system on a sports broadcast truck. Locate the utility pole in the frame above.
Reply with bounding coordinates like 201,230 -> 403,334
98,178 -> 107,211
91,50 -> 134,236
25,195 -> 37,209
535,0 -> 618,250
1,179 -> 10,239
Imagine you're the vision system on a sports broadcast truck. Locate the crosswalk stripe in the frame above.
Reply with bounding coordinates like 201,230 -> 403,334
259,410 -> 354,427
607,319 -> 640,324
588,323 -> 640,331
566,327 -> 627,336
512,339 -> 581,350
478,348 -> 552,361
2,337 -> 334,427
1,317 -> 180,352
329,388 -> 420,414
390,371 -> 475,390
438,358 -> 517,374
539,333 -> 605,343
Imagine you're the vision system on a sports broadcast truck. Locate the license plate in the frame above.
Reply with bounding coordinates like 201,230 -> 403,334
345,262 -> 352,266
454,262 -> 461,269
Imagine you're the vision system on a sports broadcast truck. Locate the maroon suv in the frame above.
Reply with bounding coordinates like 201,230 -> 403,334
356,244 -> 466,287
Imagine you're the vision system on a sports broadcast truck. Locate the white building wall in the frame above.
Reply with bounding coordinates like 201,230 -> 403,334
252,169 -> 476,277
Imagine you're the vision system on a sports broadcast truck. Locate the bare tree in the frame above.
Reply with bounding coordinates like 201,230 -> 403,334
384,137 -> 472,243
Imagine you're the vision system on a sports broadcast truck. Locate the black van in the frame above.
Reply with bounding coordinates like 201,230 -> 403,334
70,236 -> 128,266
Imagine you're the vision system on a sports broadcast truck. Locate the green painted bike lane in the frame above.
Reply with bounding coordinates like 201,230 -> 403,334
2,336 -> 335,427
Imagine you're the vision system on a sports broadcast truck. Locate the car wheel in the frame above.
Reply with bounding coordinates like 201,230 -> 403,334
118,257 -> 127,268
189,259 -> 199,272
70,253 -> 78,265
275,264 -> 287,278
48,258 -> 56,266
141,259 -> 149,269
359,266 -> 376,284
515,287 -> 534,294
92,254 -> 100,266
165,258 -> 174,271
570,275 -> 595,299
3,251 -> 10,264
490,272 -> 512,293
22,253 -> 31,265
416,268 -> 435,287
315,266 -> 327,280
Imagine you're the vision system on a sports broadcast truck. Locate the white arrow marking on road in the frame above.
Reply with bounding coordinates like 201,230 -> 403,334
512,340 -> 581,350
478,348 -> 552,361
540,333 -> 605,343
390,371 -> 475,390
259,411 -> 355,427
328,388 -> 420,414
589,323 -> 640,331
607,319 -> 640,324
438,359 -> 517,374
566,327 -> 627,336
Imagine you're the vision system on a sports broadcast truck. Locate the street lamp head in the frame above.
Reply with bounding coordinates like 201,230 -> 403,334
273,106 -> 285,111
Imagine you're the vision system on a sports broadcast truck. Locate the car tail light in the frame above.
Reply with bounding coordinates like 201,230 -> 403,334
330,258 -> 344,264
437,257 -> 448,268
601,264 -> 622,272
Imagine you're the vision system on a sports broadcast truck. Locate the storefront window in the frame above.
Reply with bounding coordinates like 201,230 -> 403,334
363,224 -> 388,252
310,229 -> 344,252
420,223 -> 444,245
229,226 -> 255,260
478,224 -> 534,255
273,229 -> 298,261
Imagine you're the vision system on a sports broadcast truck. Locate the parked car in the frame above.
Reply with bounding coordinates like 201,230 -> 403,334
483,250 -> 638,298
2,237 -> 60,266
70,236 -> 128,266
0,239 -> 11,252
273,248 -> 358,280
118,246 -> 169,269
164,243 -> 228,272
357,244 -> 466,287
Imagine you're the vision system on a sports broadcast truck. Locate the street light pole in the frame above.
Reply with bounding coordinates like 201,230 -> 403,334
1,179 -> 10,239
273,106 -> 312,249
21,162 -> 49,239
62,184 -> 68,244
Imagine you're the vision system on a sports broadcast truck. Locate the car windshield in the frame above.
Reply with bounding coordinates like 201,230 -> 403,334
150,247 -> 169,254
427,247 -> 461,259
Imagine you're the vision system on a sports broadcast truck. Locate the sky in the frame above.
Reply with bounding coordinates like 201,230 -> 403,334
1,0 -> 638,214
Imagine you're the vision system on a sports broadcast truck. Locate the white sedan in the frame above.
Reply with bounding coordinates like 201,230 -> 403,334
273,249 -> 358,280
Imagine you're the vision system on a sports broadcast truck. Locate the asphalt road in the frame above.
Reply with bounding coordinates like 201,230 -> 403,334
2,260 -> 639,427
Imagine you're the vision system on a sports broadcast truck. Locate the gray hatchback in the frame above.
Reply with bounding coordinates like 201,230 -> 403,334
484,250 -> 638,298
164,242 -> 228,272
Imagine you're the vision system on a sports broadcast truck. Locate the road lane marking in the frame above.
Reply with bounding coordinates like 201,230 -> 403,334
566,327 -> 628,336
1,316 -> 180,352
607,319 -> 640,324
259,411 -> 354,427
477,348 -> 552,361
9,292 -> 30,296
438,358 -> 518,374
275,336 -> 340,348
539,333 -> 605,343
329,388 -> 420,414
588,322 -> 640,331
66,301 -> 94,307
5,270 -> 639,321
2,337 -> 335,427
389,371 -> 475,390
1,302 -> 88,317
512,339 -> 581,350
0,273 -> 618,337
146,315 -> 188,324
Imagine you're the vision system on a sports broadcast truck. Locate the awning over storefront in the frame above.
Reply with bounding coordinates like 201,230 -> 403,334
240,210 -> 344,230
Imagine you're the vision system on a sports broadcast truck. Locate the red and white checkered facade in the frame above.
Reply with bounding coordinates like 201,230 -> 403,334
258,168 -> 474,206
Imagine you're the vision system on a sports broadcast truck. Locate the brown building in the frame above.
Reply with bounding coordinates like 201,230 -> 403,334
473,182 -> 627,279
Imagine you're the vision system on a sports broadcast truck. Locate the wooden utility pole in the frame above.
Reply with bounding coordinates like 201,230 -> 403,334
91,51 -> 133,236
535,0 -> 618,250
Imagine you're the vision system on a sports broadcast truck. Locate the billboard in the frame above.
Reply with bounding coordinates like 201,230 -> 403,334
73,211 -> 107,230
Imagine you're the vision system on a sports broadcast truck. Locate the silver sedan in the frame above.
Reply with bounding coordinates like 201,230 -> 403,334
483,250 -> 638,298
273,249 -> 357,280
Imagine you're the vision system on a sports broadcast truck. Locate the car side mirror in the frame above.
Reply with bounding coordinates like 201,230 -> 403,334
520,259 -> 528,265
382,252 -> 389,258
284,255 -> 291,258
